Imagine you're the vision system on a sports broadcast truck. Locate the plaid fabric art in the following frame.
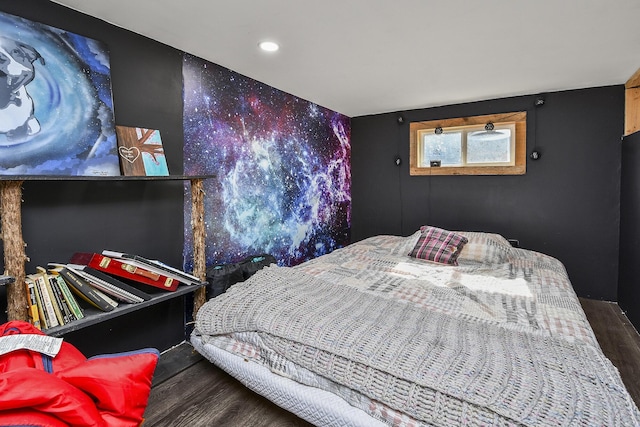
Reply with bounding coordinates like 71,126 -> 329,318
408,226 -> 469,265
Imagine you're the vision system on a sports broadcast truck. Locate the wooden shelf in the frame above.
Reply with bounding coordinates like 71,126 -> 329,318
44,284 -> 204,337
1,175 -> 211,329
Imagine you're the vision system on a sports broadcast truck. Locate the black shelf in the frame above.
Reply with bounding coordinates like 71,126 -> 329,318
2,173 -> 210,343
44,284 -> 204,337
0,275 -> 15,286
0,174 -> 215,181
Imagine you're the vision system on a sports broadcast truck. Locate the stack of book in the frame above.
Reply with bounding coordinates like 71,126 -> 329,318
25,266 -> 92,331
23,251 -> 203,331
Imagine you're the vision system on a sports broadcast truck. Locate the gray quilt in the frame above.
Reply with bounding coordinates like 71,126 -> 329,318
196,266 -> 640,426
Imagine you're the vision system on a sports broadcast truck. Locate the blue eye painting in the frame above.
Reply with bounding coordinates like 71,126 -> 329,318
0,11 -> 119,176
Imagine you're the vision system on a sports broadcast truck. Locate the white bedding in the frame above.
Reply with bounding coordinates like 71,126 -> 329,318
190,334 -> 389,427
191,230 -> 640,426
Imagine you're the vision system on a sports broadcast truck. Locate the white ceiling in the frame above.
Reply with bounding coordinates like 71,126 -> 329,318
51,0 -> 640,117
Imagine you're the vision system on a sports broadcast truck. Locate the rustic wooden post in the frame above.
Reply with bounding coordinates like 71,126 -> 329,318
1,180 -> 29,321
190,178 -> 207,317
626,68 -> 640,136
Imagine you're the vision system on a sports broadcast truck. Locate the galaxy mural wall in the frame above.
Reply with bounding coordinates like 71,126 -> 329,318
0,11 -> 119,176
182,54 -> 351,267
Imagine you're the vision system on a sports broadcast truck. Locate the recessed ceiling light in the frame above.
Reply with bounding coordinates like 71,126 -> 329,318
259,41 -> 279,52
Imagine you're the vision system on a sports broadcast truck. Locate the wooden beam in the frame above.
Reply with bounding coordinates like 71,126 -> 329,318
1,181 -> 29,321
626,68 -> 640,135
626,68 -> 640,89
190,178 -> 207,317
626,87 -> 640,135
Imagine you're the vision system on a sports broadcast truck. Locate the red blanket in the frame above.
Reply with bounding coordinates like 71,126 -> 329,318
0,321 -> 159,426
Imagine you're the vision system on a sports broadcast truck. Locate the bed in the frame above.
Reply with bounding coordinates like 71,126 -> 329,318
191,227 -> 640,426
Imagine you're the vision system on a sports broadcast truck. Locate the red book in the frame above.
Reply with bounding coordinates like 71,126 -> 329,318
69,252 -> 179,292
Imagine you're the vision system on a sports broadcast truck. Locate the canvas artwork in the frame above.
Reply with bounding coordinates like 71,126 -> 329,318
115,126 -> 169,176
182,54 -> 351,268
0,11 -> 119,176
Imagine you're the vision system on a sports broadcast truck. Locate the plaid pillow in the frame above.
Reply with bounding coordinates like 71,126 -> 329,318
408,226 -> 468,265
455,231 -> 511,265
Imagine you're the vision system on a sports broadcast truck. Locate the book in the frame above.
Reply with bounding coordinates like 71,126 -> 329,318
115,126 -> 169,176
28,273 -> 59,329
48,275 -> 75,323
102,250 -> 204,286
52,266 -> 118,312
81,265 -> 152,301
36,267 -> 69,326
24,278 -> 42,330
44,273 -> 69,325
69,252 -> 179,291
28,276 -> 49,329
49,272 -> 85,320
67,264 -> 151,304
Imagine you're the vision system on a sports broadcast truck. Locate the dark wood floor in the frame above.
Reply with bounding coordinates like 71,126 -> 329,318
144,345 -> 312,426
143,299 -> 640,426
579,298 -> 640,403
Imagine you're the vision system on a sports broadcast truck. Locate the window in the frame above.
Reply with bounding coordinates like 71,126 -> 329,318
410,112 -> 526,176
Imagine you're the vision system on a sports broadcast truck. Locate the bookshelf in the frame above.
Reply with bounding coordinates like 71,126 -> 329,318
0,174 -> 213,334
44,284 -> 203,337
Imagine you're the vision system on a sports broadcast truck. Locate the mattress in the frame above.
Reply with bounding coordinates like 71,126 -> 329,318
190,335 -> 389,427
191,230 -> 640,426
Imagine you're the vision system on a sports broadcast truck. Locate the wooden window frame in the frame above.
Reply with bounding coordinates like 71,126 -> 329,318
410,112 -> 527,176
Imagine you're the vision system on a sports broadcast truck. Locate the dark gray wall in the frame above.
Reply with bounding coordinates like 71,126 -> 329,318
352,86 -> 624,301
619,131 -> 640,330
